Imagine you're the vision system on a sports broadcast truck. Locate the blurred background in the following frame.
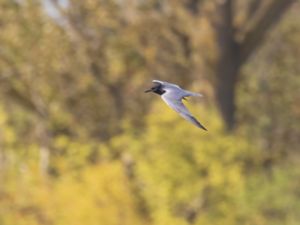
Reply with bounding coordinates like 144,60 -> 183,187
0,0 -> 300,224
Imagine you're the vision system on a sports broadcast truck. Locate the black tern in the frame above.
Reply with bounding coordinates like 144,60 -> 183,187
145,80 -> 207,131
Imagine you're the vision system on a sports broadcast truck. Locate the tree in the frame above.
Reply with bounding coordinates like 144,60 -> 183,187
212,0 -> 295,130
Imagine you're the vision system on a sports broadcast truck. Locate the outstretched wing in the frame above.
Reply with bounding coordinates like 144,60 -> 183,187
152,80 -> 180,89
152,80 -> 164,84
161,95 -> 207,130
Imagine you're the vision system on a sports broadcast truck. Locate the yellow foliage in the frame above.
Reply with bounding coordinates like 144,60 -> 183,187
0,102 -> 300,225
0,1 -> 300,225
1,162 -> 145,225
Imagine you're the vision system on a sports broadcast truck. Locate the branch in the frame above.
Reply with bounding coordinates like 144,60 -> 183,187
50,0 -> 112,86
246,0 -> 263,20
214,0 -> 239,59
5,86 -> 47,118
240,0 -> 295,63
185,0 -> 202,15
170,26 -> 192,59
121,153 -> 151,222
0,55 -> 47,118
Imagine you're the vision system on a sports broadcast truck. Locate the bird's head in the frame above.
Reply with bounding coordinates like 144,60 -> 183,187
144,83 -> 165,95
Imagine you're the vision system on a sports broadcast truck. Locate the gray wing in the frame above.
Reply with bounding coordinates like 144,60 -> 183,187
161,95 -> 207,130
152,80 -> 180,89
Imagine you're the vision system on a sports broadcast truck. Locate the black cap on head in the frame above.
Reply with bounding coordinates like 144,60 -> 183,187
144,83 -> 165,95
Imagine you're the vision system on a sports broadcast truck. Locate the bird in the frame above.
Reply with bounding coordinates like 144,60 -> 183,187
145,80 -> 207,130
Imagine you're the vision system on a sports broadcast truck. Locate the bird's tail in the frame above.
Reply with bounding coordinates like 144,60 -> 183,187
184,90 -> 203,97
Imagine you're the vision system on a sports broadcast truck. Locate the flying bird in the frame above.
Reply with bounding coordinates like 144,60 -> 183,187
145,80 -> 207,130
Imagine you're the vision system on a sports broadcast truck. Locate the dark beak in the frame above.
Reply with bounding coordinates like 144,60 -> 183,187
144,89 -> 152,93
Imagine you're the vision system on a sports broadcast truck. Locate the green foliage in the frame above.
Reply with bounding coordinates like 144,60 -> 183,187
0,1 -> 300,225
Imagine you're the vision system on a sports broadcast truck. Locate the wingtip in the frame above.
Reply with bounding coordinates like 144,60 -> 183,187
199,125 -> 208,131
190,116 -> 207,131
152,80 -> 163,84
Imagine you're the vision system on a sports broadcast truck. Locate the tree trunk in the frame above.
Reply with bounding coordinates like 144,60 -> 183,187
214,0 -> 241,130
215,50 -> 240,131
212,0 -> 295,130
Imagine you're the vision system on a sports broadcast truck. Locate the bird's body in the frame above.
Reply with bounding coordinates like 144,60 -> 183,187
145,80 -> 207,130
